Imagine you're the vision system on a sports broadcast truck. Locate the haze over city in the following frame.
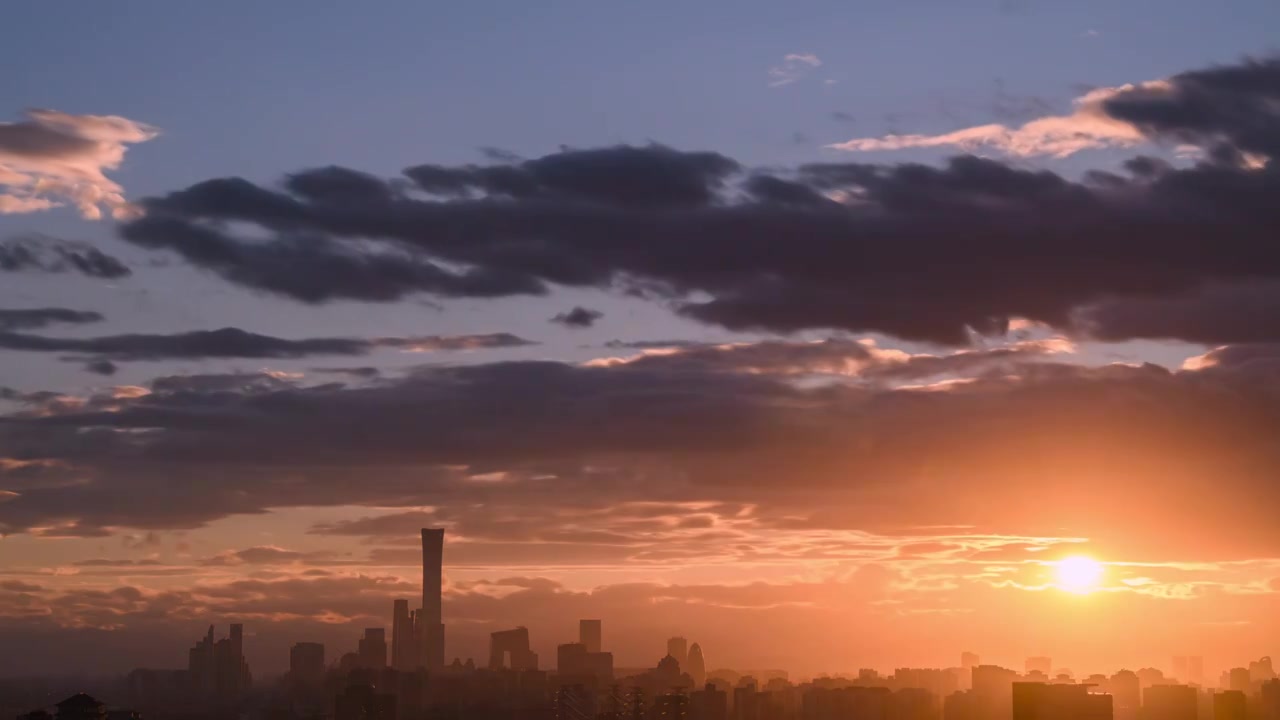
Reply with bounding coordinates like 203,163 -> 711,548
2,4 -> 1280,718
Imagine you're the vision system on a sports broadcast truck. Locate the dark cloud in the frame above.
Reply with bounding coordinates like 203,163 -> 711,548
0,328 -> 533,363
309,366 -> 382,379
0,233 -> 131,278
116,59 -> 1280,344
1,340 -> 1279,562
1102,56 -> 1280,162
0,308 -> 103,331
83,359 -> 118,376
550,306 -> 604,328
1078,281 -> 1280,344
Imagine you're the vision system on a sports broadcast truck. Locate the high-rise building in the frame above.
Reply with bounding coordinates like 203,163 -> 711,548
1110,671 -> 1140,720
1188,658 -> 1204,687
1213,691 -> 1247,720
1142,685 -> 1197,720
1226,668 -> 1251,693
558,643 -> 589,676
187,624 -> 251,699
391,599 -> 418,670
358,628 -> 388,669
421,528 -> 446,670
690,683 -> 728,720
1172,658 -> 1189,682
688,643 -> 707,687
290,642 -> 325,682
1260,679 -> 1280,720
668,637 -> 689,669
1013,683 -> 1112,720
490,627 -> 539,670
962,653 -> 981,669
580,619 -> 602,654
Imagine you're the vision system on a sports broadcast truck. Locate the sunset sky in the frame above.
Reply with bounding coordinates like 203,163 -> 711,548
2,1 -> 1280,680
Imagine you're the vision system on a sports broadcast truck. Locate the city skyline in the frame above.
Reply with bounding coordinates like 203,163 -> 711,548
4,0 -> 1280,688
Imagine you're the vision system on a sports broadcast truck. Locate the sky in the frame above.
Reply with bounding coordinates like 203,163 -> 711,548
2,0 -> 1280,680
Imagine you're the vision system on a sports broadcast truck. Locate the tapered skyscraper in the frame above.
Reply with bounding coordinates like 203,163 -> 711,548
421,528 -> 446,669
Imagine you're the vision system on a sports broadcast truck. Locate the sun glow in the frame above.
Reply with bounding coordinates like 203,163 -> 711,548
1054,555 -> 1104,593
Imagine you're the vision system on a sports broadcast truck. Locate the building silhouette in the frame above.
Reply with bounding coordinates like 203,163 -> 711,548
1213,691 -> 1247,720
421,528 -> 447,671
668,637 -> 690,670
691,683 -> 728,720
52,694 -> 105,720
580,619 -> 602,654
358,628 -> 388,669
289,641 -> 325,682
688,643 -> 707,687
391,598 -> 418,671
490,627 -> 539,670
1012,682 -> 1112,720
1142,685 -> 1196,720
186,623 -> 250,699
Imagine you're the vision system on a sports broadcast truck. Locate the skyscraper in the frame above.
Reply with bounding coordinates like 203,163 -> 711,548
358,628 -> 388,669
391,599 -> 417,670
687,643 -> 706,687
421,528 -> 446,669
668,637 -> 689,669
290,642 -> 325,682
580,619 -> 602,654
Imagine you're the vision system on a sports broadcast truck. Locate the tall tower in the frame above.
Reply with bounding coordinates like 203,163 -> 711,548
687,642 -> 706,687
667,637 -> 688,669
421,528 -> 446,669
580,619 -> 602,654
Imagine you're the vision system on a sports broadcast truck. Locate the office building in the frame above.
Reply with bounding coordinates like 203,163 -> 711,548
688,643 -> 707,687
358,628 -> 387,669
187,624 -> 250,698
289,642 -> 325,682
490,626 -> 539,670
559,642 -> 589,676
580,619 -> 602,654
391,599 -> 417,671
691,683 -> 729,720
1142,685 -> 1197,720
421,528 -> 446,670
1213,691 -> 1247,720
668,637 -> 689,670
1013,682 -> 1112,720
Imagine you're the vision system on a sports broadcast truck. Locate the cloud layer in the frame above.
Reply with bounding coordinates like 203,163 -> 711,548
113,58 -> 1280,345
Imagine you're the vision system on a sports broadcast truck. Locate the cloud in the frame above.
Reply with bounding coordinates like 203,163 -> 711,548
109,61 -> 1280,346
550,306 -> 604,328
768,54 -> 823,87
827,83 -> 1153,157
2,340 -> 1280,565
0,328 -> 533,363
0,308 -> 103,331
0,108 -> 158,219
83,359 -> 118,376
200,546 -> 333,567
829,56 -> 1280,160
1,233 -> 131,278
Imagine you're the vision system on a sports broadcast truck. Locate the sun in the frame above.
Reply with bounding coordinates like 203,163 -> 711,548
1054,555 -> 1104,594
